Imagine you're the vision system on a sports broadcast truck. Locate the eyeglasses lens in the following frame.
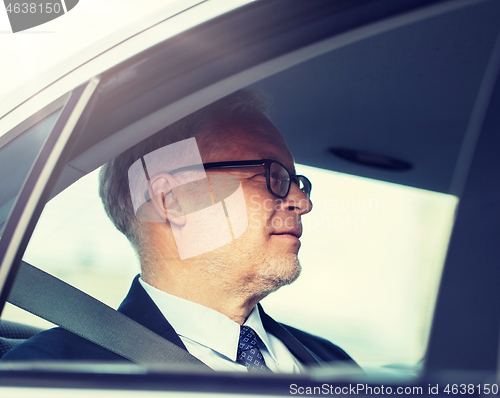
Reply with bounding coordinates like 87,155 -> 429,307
298,176 -> 311,197
269,162 -> 290,197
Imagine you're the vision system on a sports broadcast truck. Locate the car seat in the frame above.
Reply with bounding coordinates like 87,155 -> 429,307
0,320 -> 44,358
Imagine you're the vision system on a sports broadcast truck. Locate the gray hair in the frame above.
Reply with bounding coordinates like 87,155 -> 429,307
98,89 -> 271,258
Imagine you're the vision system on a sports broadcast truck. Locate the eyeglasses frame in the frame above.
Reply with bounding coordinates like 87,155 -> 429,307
200,159 -> 311,199
142,158 -> 311,201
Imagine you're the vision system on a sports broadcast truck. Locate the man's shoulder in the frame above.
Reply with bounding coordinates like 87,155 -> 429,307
1,277 -> 171,362
280,323 -> 356,365
1,327 -> 125,361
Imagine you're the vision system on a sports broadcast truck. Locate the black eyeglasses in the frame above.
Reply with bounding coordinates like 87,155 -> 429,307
142,158 -> 311,201
201,159 -> 311,199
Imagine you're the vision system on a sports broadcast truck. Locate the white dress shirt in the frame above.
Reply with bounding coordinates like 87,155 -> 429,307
139,278 -> 303,373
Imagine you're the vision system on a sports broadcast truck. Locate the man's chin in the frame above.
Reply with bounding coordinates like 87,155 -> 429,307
200,250 -> 301,297
258,253 -> 302,294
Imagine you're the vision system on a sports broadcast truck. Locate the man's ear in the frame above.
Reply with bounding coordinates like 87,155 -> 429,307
148,173 -> 186,227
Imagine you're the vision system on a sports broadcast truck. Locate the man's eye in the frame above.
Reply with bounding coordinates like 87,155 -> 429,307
270,173 -> 281,182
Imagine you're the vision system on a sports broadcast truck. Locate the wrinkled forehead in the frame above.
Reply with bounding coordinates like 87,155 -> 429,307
197,113 -> 295,171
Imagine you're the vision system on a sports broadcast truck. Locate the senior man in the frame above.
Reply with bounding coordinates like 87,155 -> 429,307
3,90 -> 355,372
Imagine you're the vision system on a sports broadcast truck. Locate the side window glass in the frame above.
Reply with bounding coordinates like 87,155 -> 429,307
4,158 -> 457,371
263,166 -> 457,370
0,110 -> 62,237
2,169 -> 139,328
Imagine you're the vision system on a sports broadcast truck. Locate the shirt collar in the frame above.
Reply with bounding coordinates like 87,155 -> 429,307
139,278 -> 239,360
139,278 -> 277,363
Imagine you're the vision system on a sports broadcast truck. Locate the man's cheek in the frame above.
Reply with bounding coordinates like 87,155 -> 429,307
248,208 -> 274,234
249,210 -> 263,230
249,194 -> 262,211
263,198 -> 276,212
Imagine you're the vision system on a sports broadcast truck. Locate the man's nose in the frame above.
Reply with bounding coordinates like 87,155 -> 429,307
280,182 -> 313,215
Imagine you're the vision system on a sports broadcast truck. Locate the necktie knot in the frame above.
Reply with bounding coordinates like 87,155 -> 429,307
236,326 -> 271,373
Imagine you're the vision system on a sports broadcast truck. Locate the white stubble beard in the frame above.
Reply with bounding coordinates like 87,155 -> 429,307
202,249 -> 302,299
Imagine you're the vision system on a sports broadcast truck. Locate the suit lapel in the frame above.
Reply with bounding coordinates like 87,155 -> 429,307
118,276 -> 212,369
117,276 -> 189,352
258,304 -> 322,367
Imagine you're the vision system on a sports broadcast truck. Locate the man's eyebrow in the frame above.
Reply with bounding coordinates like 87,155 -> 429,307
257,155 -> 285,165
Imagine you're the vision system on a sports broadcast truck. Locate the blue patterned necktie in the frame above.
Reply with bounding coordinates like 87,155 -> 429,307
236,325 -> 272,373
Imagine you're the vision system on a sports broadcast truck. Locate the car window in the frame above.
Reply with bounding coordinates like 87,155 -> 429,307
264,166 -> 457,369
2,161 -> 456,371
0,109 -> 62,237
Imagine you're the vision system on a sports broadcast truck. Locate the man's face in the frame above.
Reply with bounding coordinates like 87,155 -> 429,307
196,113 -> 313,297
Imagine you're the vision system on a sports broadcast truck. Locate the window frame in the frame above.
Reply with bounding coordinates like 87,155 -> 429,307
0,78 -> 100,312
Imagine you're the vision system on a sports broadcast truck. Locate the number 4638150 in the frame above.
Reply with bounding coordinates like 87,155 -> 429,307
5,3 -> 62,14
444,384 -> 499,395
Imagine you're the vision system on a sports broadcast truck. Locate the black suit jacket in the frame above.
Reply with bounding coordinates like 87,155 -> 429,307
2,276 -> 356,368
